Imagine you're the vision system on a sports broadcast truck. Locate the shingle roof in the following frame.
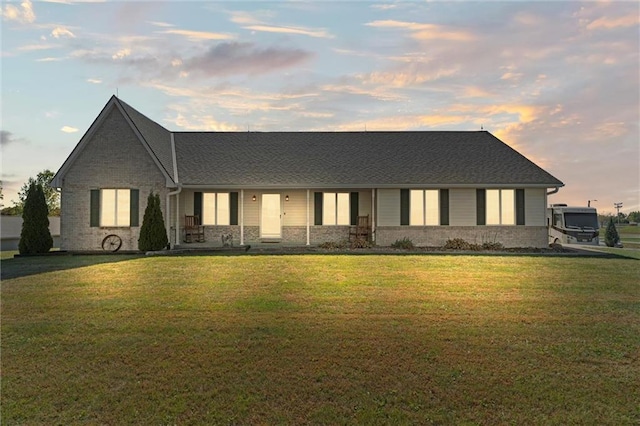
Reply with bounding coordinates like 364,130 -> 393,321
173,131 -> 563,188
117,98 -> 174,182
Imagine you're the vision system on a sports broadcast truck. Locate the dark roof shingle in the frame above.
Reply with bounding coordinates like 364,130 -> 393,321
173,131 -> 563,188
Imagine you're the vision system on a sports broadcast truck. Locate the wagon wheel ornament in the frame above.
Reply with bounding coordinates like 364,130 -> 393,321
101,234 -> 122,252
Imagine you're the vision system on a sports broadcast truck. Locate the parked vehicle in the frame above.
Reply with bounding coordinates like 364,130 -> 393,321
547,204 -> 599,245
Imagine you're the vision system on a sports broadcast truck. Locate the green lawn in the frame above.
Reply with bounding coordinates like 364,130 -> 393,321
2,254 -> 639,424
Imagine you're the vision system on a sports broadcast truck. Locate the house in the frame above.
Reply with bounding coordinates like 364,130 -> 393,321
51,96 -> 564,251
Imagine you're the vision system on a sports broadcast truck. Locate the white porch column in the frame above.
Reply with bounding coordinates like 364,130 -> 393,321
306,189 -> 310,245
240,189 -> 245,246
371,188 -> 376,242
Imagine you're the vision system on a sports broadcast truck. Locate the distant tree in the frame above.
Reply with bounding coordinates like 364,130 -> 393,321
138,192 -> 168,251
19,183 -> 53,254
627,211 -> 640,223
1,205 -> 22,216
16,169 -> 60,216
604,218 -> 620,248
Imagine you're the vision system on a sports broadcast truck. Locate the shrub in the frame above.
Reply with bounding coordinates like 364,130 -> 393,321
318,240 -> 348,249
444,238 -> 472,250
481,241 -> 504,251
391,237 -> 415,250
604,218 -> 620,247
138,192 -> 168,251
18,183 -> 53,254
350,238 -> 373,249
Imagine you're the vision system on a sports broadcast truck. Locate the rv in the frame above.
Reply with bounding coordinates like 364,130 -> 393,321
547,204 -> 599,245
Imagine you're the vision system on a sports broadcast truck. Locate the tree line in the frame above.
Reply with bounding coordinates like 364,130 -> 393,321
0,170 -> 60,216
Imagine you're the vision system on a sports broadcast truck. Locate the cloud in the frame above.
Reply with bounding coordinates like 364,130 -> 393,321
242,24 -> 333,39
184,42 -> 313,77
147,21 -> 174,28
160,29 -> 234,41
1,0 -> 35,24
1,130 -> 14,146
60,126 -> 79,133
87,78 -> 102,84
51,26 -> 75,38
112,48 -> 131,59
36,57 -> 63,62
18,43 -> 59,51
230,10 -> 333,38
366,20 -> 473,41
586,14 -> 639,30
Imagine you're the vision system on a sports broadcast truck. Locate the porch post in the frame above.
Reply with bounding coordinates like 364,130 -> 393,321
174,192 -> 180,246
371,188 -> 376,242
240,189 -> 245,246
306,189 -> 310,245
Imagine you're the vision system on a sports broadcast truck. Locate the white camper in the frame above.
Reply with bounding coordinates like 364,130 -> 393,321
547,204 -> 599,245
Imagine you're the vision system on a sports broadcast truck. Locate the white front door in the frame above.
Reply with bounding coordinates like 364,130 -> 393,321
261,194 -> 281,238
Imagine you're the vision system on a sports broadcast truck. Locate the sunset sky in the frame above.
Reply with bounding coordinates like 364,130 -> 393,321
1,1 -> 638,215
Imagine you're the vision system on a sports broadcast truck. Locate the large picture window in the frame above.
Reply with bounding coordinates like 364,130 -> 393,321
202,192 -> 230,225
486,189 -> 515,225
100,189 -> 131,227
410,189 -> 439,226
323,192 -> 350,225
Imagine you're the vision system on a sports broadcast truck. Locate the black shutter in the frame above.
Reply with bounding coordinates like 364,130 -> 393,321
350,192 -> 359,226
314,192 -> 323,225
476,189 -> 486,225
90,189 -> 100,227
194,192 -> 203,221
230,192 -> 239,225
440,189 -> 449,226
516,189 -> 525,225
400,189 -> 410,226
130,189 -> 139,227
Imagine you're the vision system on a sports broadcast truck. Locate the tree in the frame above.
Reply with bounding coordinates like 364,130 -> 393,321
16,169 -> 60,216
138,192 -> 168,251
19,183 -> 53,254
627,211 -> 640,223
604,217 -> 620,248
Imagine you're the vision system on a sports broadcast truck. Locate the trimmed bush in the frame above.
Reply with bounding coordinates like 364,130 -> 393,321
19,183 -> 53,254
138,192 -> 168,251
391,237 -> 415,250
604,218 -> 620,247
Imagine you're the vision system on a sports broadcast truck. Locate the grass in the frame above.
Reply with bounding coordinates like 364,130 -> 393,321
2,254 -> 639,424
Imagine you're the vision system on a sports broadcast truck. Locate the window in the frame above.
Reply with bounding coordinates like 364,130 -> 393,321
100,189 -> 131,227
410,189 -> 439,226
486,189 -> 515,225
202,192 -> 230,225
323,192 -> 350,225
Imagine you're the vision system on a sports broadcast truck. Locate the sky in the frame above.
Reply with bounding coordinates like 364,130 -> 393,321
1,0 -> 638,216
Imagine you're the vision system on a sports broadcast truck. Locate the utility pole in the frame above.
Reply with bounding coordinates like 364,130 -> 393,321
614,202 -> 623,223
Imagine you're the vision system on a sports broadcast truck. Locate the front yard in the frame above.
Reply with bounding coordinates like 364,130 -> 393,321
1,254 -> 638,424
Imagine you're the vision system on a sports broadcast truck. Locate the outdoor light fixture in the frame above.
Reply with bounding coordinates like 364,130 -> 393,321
285,195 -> 289,201
252,195 -> 256,201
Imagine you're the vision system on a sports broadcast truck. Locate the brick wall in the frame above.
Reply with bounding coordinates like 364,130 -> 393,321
60,107 -> 169,251
375,226 -> 548,248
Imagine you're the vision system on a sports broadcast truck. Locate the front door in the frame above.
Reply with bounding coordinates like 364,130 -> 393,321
261,194 -> 281,238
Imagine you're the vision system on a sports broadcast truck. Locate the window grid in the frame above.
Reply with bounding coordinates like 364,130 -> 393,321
202,192 -> 230,225
410,189 -> 439,226
323,192 -> 350,225
100,189 -> 130,227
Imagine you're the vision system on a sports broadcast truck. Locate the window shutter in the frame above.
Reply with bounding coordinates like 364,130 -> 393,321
314,192 -> 323,225
476,189 -> 486,225
440,189 -> 449,226
400,189 -> 410,226
230,192 -> 239,225
516,189 -> 525,225
90,189 -> 100,227
130,189 -> 139,227
350,192 -> 359,226
194,192 -> 203,221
